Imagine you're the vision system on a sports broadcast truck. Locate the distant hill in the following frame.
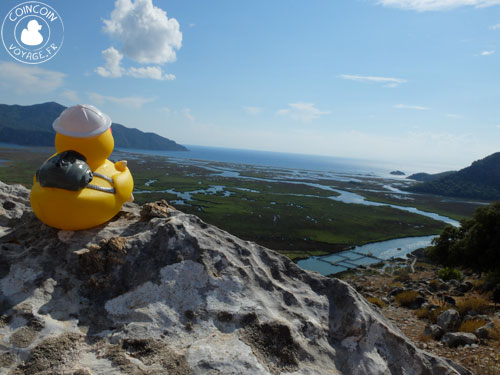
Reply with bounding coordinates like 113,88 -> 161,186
0,102 -> 188,151
406,153 -> 500,200
407,171 -> 455,182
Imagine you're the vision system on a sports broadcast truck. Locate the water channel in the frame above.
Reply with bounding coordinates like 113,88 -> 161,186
137,162 -> 461,276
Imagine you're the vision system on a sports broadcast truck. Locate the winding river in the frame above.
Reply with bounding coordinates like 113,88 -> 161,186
199,165 -> 460,226
199,164 -> 460,275
137,162 -> 460,276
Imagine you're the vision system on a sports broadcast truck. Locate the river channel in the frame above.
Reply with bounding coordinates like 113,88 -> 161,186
195,163 -> 461,276
136,160 -> 461,276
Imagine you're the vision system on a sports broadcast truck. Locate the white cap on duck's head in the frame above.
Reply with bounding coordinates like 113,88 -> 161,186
53,104 -> 112,138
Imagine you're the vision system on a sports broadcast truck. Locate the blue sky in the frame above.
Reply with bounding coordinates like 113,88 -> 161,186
0,0 -> 499,171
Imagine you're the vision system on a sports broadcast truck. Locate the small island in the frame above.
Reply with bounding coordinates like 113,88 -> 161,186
390,170 -> 405,176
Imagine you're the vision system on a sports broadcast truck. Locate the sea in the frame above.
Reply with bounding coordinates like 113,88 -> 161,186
115,144 -> 449,177
1,142 -> 453,176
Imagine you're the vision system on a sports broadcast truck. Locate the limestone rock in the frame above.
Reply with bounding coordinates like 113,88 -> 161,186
0,182 -> 471,375
437,309 -> 461,332
444,296 -> 456,306
475,322 -> 495,339
458,281 -> 473,293
0,181 -> 30,235
448,279 -> 460,288
438,282 -> 450,291
441,332 -> 478,348
424,324 -> 444,340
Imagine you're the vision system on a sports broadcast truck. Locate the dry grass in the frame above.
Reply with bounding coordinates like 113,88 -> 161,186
388,281 -> 404,288
415,306 -> 445,323
459,319 -> 488,333
487,322 -> 500,341
418,333 -> 432,343
395,291 -> 420,308
429,279 -> 440,291
367,297 -> 387,309
456,297 -> 491,316
394,268 -> 411,282
414,262 -> 434,270
471,279 -> 486,291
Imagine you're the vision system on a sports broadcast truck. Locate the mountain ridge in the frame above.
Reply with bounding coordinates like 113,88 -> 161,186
0,102 -> 188,151
407,171 -> 455,182
406,152 -> 500,200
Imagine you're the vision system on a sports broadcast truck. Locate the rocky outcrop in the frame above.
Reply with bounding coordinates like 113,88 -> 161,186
0,182 -> 470,374
424,324 -> 444,341
437,309 -> 461,333
441,333 -> 479,348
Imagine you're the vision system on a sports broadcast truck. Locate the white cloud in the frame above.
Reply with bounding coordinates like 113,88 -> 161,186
96,47 -> 124,78
446,113 -> 463,119
339,74 -> 407,88
490,23 -> 500,30
0,61 -> 65,94
128,66 -> 175,80
189,23 -> 196,28
277,102 -> 330,123
159,106 -> 171,113
95,46 -> 176,80
103,0 -> 182,64
480,50 -> 495,56
88,92 -> 155,109
182,108 -> 195,122
243,106 -> 263,115
377,0 -> 500,11
394,104 -> 431,110
61,90 -> 79,103
96,0 -> 181,81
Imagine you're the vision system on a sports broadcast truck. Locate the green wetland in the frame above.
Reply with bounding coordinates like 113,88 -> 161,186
0,147 -> 487,261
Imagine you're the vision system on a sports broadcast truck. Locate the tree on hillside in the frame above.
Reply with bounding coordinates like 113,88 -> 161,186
428,202 -> 500,273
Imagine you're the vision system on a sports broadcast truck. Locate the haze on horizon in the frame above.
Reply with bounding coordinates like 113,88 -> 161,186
0,0 -> 499,171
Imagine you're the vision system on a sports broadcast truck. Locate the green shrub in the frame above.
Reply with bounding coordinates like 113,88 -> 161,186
427,203 -> 500,273
437,267 -> 462,281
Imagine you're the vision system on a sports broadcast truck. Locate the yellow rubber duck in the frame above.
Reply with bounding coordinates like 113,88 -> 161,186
30,104 -> 134,230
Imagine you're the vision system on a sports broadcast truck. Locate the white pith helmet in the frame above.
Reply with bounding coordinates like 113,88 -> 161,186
53,104 -> 112,138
